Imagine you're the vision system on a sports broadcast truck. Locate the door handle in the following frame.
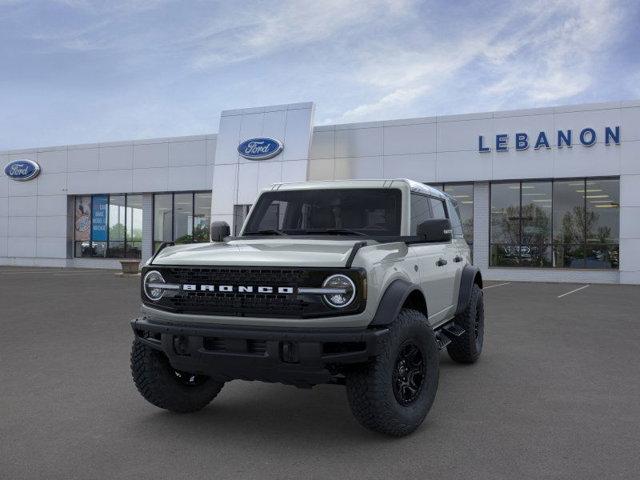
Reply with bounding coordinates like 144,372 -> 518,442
454,255 -> 463,263
436,258 -> 447,267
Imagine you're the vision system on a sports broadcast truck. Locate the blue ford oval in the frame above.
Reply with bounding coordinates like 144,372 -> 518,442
4,159 -> 41,181
237,138 -> 283,160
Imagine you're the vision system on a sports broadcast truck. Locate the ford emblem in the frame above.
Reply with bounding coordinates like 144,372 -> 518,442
4,159 -> 41,181
237,137 -> 283,160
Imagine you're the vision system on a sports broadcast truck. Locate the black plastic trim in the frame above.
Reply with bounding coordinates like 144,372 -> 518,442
346,241 -> 368,268
131,317 -> 389,387
369,279 -> 426,326
455,265 -> 483,316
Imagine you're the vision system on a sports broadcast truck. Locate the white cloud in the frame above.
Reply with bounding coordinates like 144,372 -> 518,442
191,0 -> 415,69
334,0 -> 625,122
481,0 -> 622,105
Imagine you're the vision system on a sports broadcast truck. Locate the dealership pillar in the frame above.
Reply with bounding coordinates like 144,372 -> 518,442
210,102 -> 315,232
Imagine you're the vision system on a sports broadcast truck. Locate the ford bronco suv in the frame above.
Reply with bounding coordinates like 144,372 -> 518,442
131,179 -> 484,436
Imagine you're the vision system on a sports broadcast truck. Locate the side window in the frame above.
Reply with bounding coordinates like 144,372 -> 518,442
446,198 -> 464,238
410,194 -> 432,235
430,197 -> 447,220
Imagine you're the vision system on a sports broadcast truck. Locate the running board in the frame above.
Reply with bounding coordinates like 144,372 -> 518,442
435,332 -> 451,350
434,323 -> 465,350
442,323 -> 465,338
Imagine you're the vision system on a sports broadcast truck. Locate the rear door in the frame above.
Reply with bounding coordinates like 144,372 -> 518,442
427,196 -> 459,321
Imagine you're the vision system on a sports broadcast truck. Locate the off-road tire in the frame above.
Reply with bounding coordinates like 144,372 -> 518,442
345,308 -> 439,436
447,283 -> 484,364
131,339 -> 224,413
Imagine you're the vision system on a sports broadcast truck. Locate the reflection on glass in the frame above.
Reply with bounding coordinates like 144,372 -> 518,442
553,180 -> 585,246
126,194 -> 143,258
520,181 -> 552,267
108,195 -> 125,257
490,178 -> 620,270
194,193 -> 212,242
154,194 -> 172,252
586,179 -> 619,244
174,193 -> 193,244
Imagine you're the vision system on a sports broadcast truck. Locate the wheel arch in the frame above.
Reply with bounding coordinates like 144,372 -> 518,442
455,265 -> 483,316
370,279 -> 428,326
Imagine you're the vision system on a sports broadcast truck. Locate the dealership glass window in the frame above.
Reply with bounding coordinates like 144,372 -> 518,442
152,191 -> 213,251
73,193 -> 142,259
193,193 -> 212,242
126,195 -> 143,258
108,195 -> 126,257
490,182 -> 521,267
173,193 -> 193,243
490,178 -> 619,269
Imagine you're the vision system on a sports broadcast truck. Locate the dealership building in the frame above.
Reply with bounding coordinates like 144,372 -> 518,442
1,100 -> 639,284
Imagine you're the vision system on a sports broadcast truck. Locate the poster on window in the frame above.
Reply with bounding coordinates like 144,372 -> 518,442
74,196 -> 91,241
91,195 -> 108,242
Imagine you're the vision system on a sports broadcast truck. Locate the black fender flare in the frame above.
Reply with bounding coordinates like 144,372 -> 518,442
455,265 -> 483,316
370,279 -> 427,326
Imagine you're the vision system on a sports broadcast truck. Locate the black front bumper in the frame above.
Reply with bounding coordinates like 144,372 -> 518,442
131,317 -> 389,387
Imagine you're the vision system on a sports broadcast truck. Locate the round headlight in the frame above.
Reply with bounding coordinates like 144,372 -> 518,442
322,274 -> 356,308
143,270 -> 166,301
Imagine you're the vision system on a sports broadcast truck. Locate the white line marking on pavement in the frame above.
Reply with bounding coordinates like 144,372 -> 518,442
557,284 -> 590,298
483,282 -> 511,290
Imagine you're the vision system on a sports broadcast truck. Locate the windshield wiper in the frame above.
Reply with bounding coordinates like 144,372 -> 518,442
304,228 -> 368,237
245,229 -> 286,236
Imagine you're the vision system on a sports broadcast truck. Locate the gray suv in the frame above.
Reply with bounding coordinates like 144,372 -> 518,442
131,179 -> 484,436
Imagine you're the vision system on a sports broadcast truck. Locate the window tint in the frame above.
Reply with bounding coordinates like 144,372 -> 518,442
443,183 -> 473,245
429,198 -> 447,220
410,194 -> 432,235
244,189 -> 402,236
445,197 -> 464,238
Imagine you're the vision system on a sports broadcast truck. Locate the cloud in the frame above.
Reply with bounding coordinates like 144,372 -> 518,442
334,0 -> 627,122
481,0 -> 622,104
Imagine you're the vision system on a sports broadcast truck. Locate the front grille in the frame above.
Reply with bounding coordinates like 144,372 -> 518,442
144,266 -> 365,318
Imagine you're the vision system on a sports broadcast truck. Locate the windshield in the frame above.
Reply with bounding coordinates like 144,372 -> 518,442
242,188 -> 402,237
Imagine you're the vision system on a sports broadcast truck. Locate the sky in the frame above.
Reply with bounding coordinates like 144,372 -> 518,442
1,0 -> 639,150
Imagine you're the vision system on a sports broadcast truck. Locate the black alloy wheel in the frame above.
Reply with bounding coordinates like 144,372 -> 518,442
392,341 -> 425,406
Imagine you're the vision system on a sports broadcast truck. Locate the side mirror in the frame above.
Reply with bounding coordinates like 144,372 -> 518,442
416,218 -> 452,242
210,221 -> 230,242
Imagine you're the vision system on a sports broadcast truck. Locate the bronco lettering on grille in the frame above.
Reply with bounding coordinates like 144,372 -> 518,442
181,284 -> 295,294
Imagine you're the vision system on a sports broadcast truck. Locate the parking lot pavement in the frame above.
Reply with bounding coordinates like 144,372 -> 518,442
1,268 -> 639,480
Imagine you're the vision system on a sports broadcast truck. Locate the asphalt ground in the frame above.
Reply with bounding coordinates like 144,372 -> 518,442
1,267 -> 639,480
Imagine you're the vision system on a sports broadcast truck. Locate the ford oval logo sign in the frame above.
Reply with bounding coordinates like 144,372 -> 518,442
237,137 -> 283,160
4,159 -> 41,181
